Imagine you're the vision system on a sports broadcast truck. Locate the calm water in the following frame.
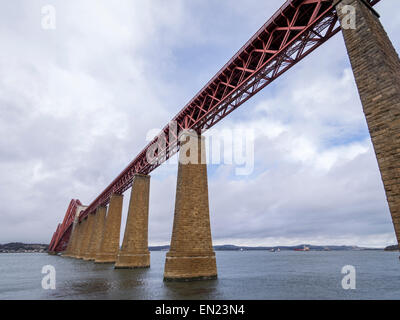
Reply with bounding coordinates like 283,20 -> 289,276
0,251 -> 399,300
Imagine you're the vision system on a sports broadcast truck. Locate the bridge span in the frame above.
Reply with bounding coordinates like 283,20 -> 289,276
49,0 -> 400,281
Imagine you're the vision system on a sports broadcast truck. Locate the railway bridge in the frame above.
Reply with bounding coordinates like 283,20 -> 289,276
48,0 -> 400,281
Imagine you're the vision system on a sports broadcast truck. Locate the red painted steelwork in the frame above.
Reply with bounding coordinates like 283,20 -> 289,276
82,0 -> 343,220
50,0 -> 382,251
48,199 -> 82,252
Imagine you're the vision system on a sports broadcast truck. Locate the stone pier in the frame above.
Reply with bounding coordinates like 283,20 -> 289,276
65,205 -> 87,258
68,221 -> 81,258
63,213 -> 79,257
81,213 -> 96,260
79,215 -> 95,259
85,206 -> 107,261
95,194 -> 123,263
75,218 -> 89,259
337,0 -> 400,245
164,132 -> 217,281
115,174 -> 151,269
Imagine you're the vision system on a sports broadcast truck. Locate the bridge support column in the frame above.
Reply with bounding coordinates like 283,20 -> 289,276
79,215 -> 95,259
70,220 -> 84,258
164,132 -> 217,281
337,0 -> 400,245
82,213 -> 96,260
115,174 -> 151,269
75,218 -> 89,259
63,215 -> 79,257
95,194 -> 123,263
85,206 -> 107,261
68,222 -> 79,258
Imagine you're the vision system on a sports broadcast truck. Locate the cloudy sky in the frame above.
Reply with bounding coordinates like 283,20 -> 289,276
0,0 -> 399,248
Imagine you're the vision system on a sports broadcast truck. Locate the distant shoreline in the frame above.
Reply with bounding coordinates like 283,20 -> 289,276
149,244 -> 390,252
0,242 -> 48,253
1,242 -> 398,253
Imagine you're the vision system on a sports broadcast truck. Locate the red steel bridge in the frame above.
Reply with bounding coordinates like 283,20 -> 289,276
49,0 -> 381,252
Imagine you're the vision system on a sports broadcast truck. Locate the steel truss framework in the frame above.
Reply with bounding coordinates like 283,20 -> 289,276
48,199 -> 81,252
51,0 -> 381,252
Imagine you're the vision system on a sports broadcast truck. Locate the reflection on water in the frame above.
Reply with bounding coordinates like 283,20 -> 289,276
163,280 -> 220,300
0,251 -> 399,299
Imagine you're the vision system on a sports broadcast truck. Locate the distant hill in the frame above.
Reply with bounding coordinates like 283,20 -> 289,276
149,245 -> 169,251
212,244 -> 382,251
0,243 -> 386,253
148,244 -> 382,251
0,242 -> 48,253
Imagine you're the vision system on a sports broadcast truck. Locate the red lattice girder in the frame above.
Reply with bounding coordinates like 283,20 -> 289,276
48,199 -> 82,252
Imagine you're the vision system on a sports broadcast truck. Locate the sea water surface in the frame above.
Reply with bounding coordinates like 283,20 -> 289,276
0,251 -> 399,300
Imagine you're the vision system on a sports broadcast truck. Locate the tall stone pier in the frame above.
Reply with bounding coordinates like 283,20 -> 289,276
68,220 -> 82,258
164,132 -> 217,281
81,214 -> 96,260
95,194 -> 123,263
336,0 -> 400,244
63,211 -> 80,257
65,205 -> 87,258
115,174 -> 151,269
75,217 -> 89,259
86,206 -> 107,261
